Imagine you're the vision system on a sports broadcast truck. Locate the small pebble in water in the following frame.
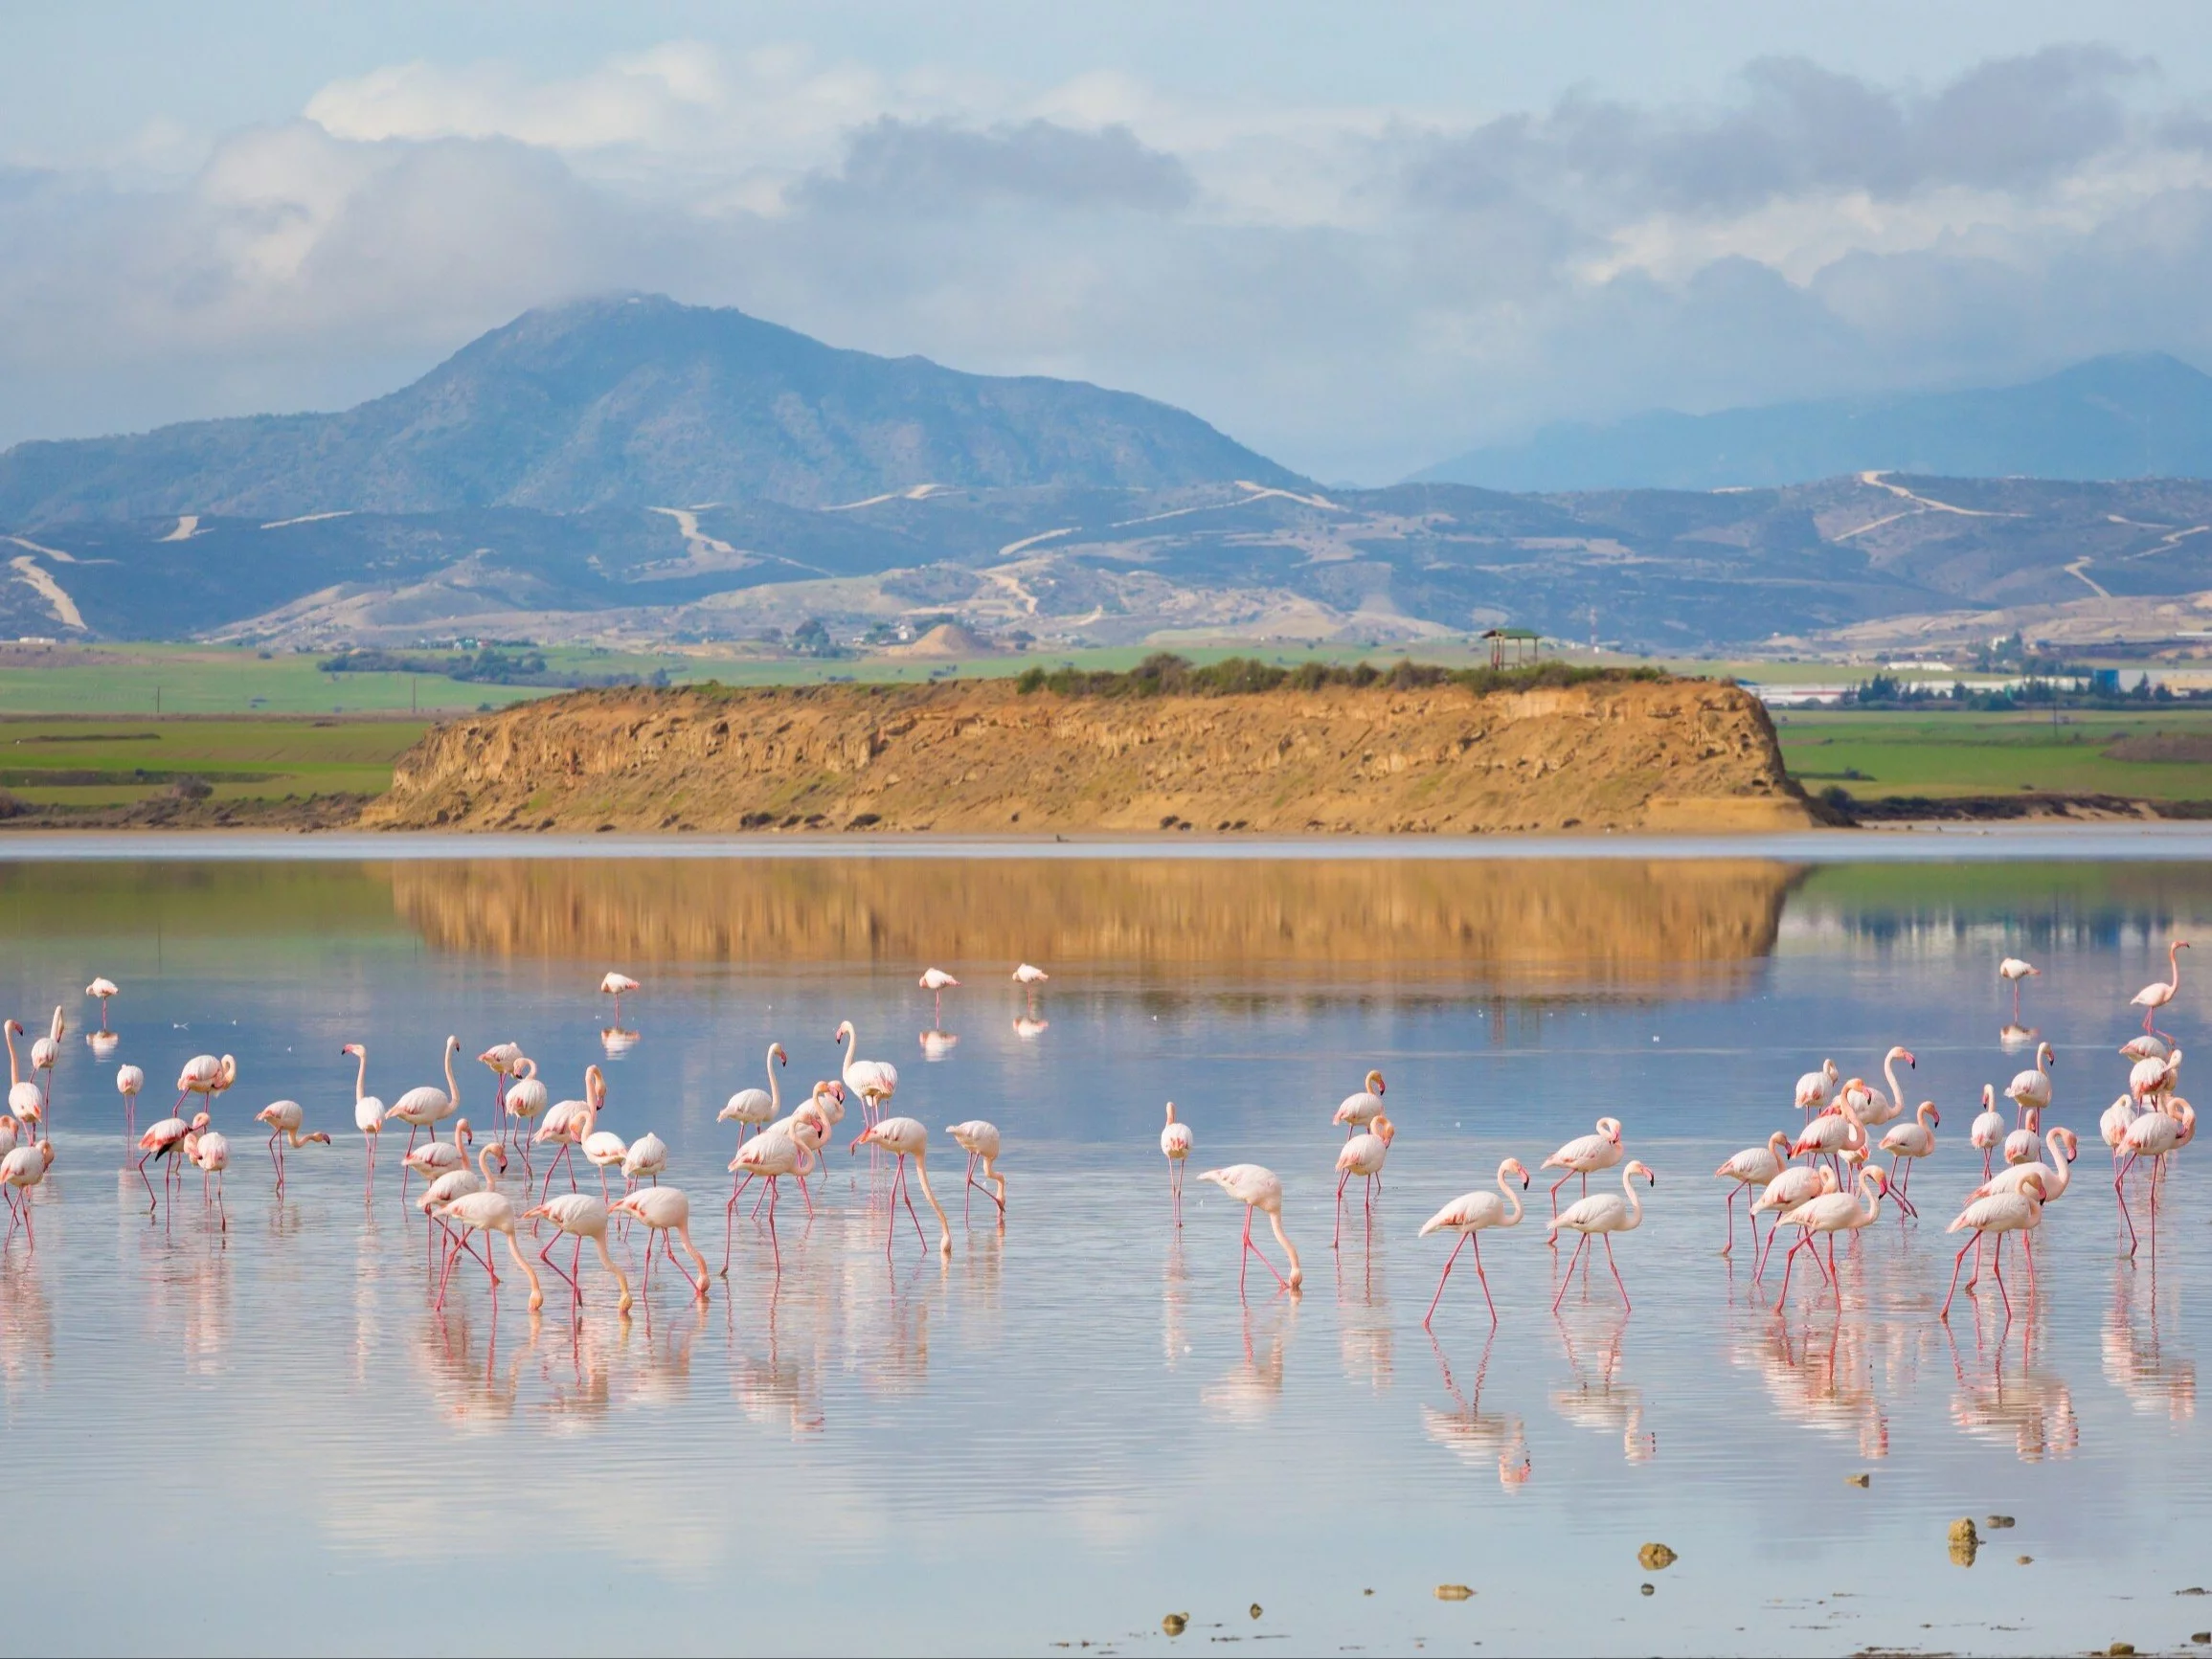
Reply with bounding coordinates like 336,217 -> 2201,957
1845,1473 -> 1870,1488
1435,1585 -> 1473,1602
1640,1583 -> 1655,1597
1363,1589 -> 1374,1597
1161,1613 -> 1187,1637
1249,1604 -> 1262,1621
1637,1543 -> 1677,1571
2017,1556 -> 2033,1565
2109,1643 -> 2134,1656
1985,1514 -> 2016,1530
2190,1632 -> 2210,1644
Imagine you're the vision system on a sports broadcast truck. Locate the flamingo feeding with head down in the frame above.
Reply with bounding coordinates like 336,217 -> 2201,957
1941,1172 -> 2047,1319
834,1020 -> 898,1127
1160,1101 -> 1193,1225
524,1193 -> 633,1314
1197,1164 -> 1302,1294
85,976 -> 118,1030
254,1099 -> 329,1188
1333,1113 -> 1394,1247
719,1043 -> 786,1146
2133,941 -> 2189,1038
1418,1158 -> 1529,1327
850,1117 -> 951,1257
1332,1070 -> 1387,1137
1998,957 -> 2039,1021
1548,1161 -> 1657,1312
610,1186 -> 711,1302
1540,1117 -> 1624,1227
1714,1131 -> 1794,1255
430,1188 -> 543,1315
342,1043 -> 384,1194
945,1120 -> 1005,1221
724,1112 -> 824,1273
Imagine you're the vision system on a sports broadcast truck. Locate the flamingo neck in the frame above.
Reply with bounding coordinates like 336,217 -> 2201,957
766,1048 -> 781,1115
907,1154 -> 952,1252
1884,1051 -> 1904,1111
1619,1167 -> 1644,1227
352,1048 -> 368,1101
441,1042 -> 459,1107
4,1026 -> 18,1089
1855,1170 -> 1883,1222
477,1146 -> 502,1184
1497,1171 -> 1524,1226
842,1024 -> 864,1087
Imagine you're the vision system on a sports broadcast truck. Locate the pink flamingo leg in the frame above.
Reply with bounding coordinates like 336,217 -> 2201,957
2116,1153 -> 2140,1257
538,1238 -> 582,1302
1333,1170 -> 1350,1249
1940,1234 -> 1977,1318
724,1173 -> 754,1275
1991,1234 -> 2012,1321
1721,1184 -> 1738,1255
1601,1235 -> 1631,1312
1423,1234 -> 1468,1329
1546,1174 -> 1574,1232
1551,1233 -> 1589,1312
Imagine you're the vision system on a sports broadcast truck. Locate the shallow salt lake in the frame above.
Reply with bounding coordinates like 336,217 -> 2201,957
3,849 -> 2212,1655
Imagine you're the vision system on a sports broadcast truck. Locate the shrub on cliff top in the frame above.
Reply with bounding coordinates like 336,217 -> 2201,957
1012,653 -> 1664,699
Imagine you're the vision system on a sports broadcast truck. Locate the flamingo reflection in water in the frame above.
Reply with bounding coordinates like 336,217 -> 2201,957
1200,1301 -> 1298,1423
1423,1334 -> 1531,1490
1947,1317 -> 2079,1463
1551,1305 -> 1655,1462
1740,1312 -> 1889,1462
2104,1259 -> 2196,1422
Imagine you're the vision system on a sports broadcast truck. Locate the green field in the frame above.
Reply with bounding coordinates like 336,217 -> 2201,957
1774,707 -> 2212,802
0,716 -> 427,809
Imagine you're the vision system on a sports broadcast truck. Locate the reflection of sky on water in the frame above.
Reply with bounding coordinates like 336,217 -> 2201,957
1,854 -> 2211,1652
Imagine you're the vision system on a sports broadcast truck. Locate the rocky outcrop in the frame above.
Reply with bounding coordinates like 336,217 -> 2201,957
363,674 -> 1818,835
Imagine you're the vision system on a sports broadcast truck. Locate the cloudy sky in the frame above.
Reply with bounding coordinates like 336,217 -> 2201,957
5,1 -> 2211,481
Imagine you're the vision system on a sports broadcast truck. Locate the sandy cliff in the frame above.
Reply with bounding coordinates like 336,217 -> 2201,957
363,675 -> 1817,835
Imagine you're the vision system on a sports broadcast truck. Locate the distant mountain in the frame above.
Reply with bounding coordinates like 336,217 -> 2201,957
1413,353 -> 2212,491
0,295 -> 1304,524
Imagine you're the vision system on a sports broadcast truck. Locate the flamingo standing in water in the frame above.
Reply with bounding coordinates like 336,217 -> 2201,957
1013,962 -> 1050,1013
1713,1131 -> 1794,1254
1975,1125 -> 2079,1201
477,1042 -> 523,1139
3,1020 -> 41,1132
599,972 -> 640,1024
184,1126 -> 232,1227
1418,1158 -> 1529,1327
2115,1096 -> 2196,1256
342,1043 -> 384,1195
254,1099 -> 329,1188
85,976 -> 119,1030
1333,1112 -> 1394,1247
1794,1059 -> 1840,1116
1749,1163 -> 1840,1276
1878,1103 -> 1940,1216
403,1120 -> 474,1211
725,1113 -> 824,1273
610,1186 -> 711,1301
918,967 -> 959,1024
533,1065 -> 605,1200
116,1063 -> 144,1139
1,1136 -> 54,1249
1791,1093 -> 1866,1177
945,1120 -> 1005,1221
1540,1117 -> 1624,1227
719,1043 -> 786,1146
1549,1161 -> 1657,1313
1998,957 -> 2039,1021
1942,1172 -> 2047,1319
1332,1070 -> 1387,1136
834,1020 -> 898,1128
430,1188 -> 543,1315
1969,1085 -> 2007,1178
2003,1106 -> 2044,1168
384,1035 -> 460,1177
136,1110 -> 207,1210
2006,1042 -> 2054,1126
621,1132 -> 668,1193
1197,1164 -> 1302,1294
581,1124 -> 628,1204
174,1051 -> 237,1119
30,1008 -> 61,1126
503,1058 -> 547,1160
1160,1102 -> 1193,1225
525,1193 -> 632,1313
1843,1046 -> 1916,1133
850,1117 -> 951,1257
2132,941 -> 2189,1038
1772,1166 -> 1890,1309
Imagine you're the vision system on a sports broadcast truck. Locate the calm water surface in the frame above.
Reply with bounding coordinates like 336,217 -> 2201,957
4,854 -> 2211,1655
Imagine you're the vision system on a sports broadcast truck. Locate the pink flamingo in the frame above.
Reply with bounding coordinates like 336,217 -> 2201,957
1749,1163 -> 1840,1276
255,1099 -> 330,1189
477,1042 -> 523,1140
610,1186 -> 711,1302
621,1132 -> 667,1192
116,1064 -> 144,1139
1333,1112 -> 1394,1247
173,1051 -> 237,1118
1841,1046 -> 1916,1134
383,1035 -> 460,1177
1548,1161 -> 1656,1313
2002,1106 -> 2044,1168
523,1193 -> 633,1313
1160,1102 -> 1193,1225
1,1136 -> 54,1249
1331,1069 -> 1387,1136
2115,1096 -> 2196,1256
850,1117 -> 951,1257
945,1120 -> 1005,1221
1714,1131 -> 1793,1254
430,1188 -> 544,1315
724,1113 -> 824,1273
1998,957 -> 2038,1021
402,1118 -> 473,1190
2005,1042 -> 2054,1126
502,1058 -> 546,1161
599,971 -> 640,1024
3,1020 -> 40,1132
1013,962 -> 1050,1013
2132,941 -> 2189,1038
184,1126 -> 232,1228
918,967 -> 960,1023
1772,1166 -> 1889,1310
1197,1164 -> 1302,1294
1540,1116 -> 1624,1228
1941,1172 -> 2047,1319
1418,1158 -> 1529,1327
1791,1093 -> 1866,1177
135,1110 -> 206,1209
342,1042 -> 384,1194
833,1020 -> 897,1127
85,976 -> 119,1030
30,1008 -> 60,1127
1975,1125 -> 2078,1201
1969,1085 -> 2006,1179
1794,1058 -> 1840,1115
533,1065 -> 605,1200
718,1042 -> 786,1146
1878,1102 -> 1940,1217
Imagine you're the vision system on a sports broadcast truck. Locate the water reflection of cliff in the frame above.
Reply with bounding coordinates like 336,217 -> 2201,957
378,858 -> 1798,983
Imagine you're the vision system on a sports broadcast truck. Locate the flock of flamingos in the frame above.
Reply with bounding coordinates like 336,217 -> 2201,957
0,945 -> 2197,1333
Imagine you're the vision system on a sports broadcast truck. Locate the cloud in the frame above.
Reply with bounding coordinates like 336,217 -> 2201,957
2,40 -> 2211,482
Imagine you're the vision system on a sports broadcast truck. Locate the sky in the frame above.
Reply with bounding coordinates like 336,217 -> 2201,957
4,1 -> 2211,482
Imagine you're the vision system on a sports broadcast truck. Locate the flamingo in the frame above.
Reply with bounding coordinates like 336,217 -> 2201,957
1540,1116 -> 1624,1226
599,972 -> 640,1024
173,1051 -> 237,1117
918,967 -> 960,1023
523,1193 -> 633,1314
85,976 -> 119,1029
184,1126 -> 231,1226
0,1137 -> 54,1249
1844,1046 -> 1917,1132
850,1117 -> 951,1257
116,1063 -> 144,1138
1772,1166 -> 1889,1309
1196,1164 -> 1302,1294
582,1126 -> 628,1204
477,1042 -> 524,1138
430,1188 -> 544,1315
834,1020 -> 898,1126
1013,962 -> 1050,1013
1975,1125 -> 2079,1201
403,1115 -> 473,1187
945,1120 -> 1005,1221
1548,1161 -> 1657,1313
1794,1058 -> 1840,1115
1749,1163 -> 1841,1275
2005,1042 -> 2054,1125
1969,1085 -> 2007,1178
610,1186 -> 711,1301
724,1114 -> 824,1273
1791,1093 -> 1866,1175
1713,1131 -> 1794,1254
2100,1092 -> 2142,1178
418,1141 -> 507,1221
254,1099 -> 329,1188
383,1035 -> 461,1175
1418,1158 -> 1529,1327
0,1115 -> 13,1159
1998,957 -> 2039,1021
718,1042 -> 786,1145
503,1057 -> 547,1157
1160,1101 -> 1193,1225
792,1078 -> 846,1161
621,1132 -> 668,1192
1333,1112 -> 1394,1247
2133,941 -> 2189,1038
2129,1049 -> 2180,1104
2002,1106 -> 2044,1169
1942,1172 -> 2048,1319
2115,1096 -> 2196,1255
1878,1102 -> 1940,1217
2119,1034 -> 2170,1064
1332,1070 -> 1387,1136
342,1043 -> 384,1195
136,1111 -> 207,1209
533,1065 -> 605,1199
3,1020 -> 41,1131
31,1007 -> 61,1123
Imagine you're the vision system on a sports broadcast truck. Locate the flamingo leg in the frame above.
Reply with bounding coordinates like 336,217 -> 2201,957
1333,1169 -> 1350,1250
723,1173 -> 756,1275
899,1158 -> 928,1251
1423,1234 -> 1467,1329
1546,1173 -> 1573,1232
1600,1235 -> 1630,1312
1775,1235 -> 1805,1310
538,1238 -> 582,1301
1991,1233 -> 2012,1321
1722,1184 -> 1738,1255
1550,1233 -> 1588,1312
1940,1234 -> 1976,1318
765,1177 -> 781,1272
2116,1152 -> 2140,1257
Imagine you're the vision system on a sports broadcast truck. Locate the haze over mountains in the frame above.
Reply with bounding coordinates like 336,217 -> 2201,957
4,296 -> 2212,657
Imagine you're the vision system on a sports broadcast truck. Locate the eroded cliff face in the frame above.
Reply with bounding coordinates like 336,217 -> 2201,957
362,676 -> 1817,835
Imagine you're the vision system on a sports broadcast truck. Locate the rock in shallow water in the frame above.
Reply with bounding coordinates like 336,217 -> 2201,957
1637,1542 -> 1678,1571
1161,1613 -> 1187,1637
1435,1585 -> 1474,1603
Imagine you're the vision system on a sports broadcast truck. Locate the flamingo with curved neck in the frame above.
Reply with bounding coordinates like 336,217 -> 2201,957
1418,1158 -> 1529,1327
1772,1166 -> 1889,1310
2133,941 -> 2191,1039
3,1020 -> 40,1130
1547,1159 -> 1655,1312
532,1065 -> 604,1201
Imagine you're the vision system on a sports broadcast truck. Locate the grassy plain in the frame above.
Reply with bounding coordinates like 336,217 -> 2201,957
0,717 -> 426,810
1774,707 -> 2212,802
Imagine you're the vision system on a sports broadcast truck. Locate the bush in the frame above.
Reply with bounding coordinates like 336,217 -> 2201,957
169,776 -> 214,801
1011,652 -> 1665,699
